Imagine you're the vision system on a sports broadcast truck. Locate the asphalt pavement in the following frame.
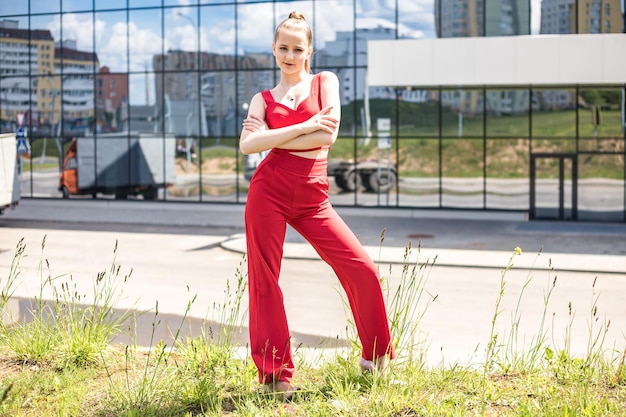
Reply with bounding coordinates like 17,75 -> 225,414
1,199 -> 625,368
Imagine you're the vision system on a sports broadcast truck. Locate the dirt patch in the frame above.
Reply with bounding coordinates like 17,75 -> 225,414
175,157 -> 236,176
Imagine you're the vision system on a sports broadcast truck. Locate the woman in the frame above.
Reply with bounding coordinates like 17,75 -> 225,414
239,11 -> 394,398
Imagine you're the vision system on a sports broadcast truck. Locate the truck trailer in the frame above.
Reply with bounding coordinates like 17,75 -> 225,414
0,133 -> 21,214
59,132 -> 176,200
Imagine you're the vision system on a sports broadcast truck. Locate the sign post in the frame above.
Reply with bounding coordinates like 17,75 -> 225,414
16,127 -> 30,156
376,118 -> 392,204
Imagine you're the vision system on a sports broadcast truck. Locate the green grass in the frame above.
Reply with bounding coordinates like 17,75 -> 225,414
0,231 -> 624,416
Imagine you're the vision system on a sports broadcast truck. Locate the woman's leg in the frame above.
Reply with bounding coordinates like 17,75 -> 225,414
290,202 -> 395,362
245,162 -> 295,384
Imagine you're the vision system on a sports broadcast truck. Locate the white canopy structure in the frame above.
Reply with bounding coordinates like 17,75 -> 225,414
368,34 -> 626,88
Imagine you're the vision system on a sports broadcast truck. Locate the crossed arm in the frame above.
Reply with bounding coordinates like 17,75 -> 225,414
239,71 -> 341,155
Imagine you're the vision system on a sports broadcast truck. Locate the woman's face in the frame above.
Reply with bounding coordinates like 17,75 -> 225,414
272,28 -> 311,74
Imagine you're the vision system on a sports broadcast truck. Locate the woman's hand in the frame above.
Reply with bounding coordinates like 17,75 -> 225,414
242,114 -> 267,133
303,106 -> 338,135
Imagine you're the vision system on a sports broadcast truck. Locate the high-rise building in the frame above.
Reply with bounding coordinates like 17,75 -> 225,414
152,51 -> 265,137
54,40 -> 99,134
0,20 -> 99,134
540,0 -> 623,34
0,19 -> 54,130
435,0 -> 530,37
96,66 -> 128,133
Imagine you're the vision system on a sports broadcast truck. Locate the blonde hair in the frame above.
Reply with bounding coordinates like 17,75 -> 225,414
274,11 -> 313,73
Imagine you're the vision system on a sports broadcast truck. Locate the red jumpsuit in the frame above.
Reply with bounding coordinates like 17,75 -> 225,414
245,73 -> 394,384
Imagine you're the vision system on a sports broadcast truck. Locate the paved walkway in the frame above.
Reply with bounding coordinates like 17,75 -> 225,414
5,198 -> 626,274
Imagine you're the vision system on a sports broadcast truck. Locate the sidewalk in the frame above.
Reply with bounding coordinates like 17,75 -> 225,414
4,198 -> 626,274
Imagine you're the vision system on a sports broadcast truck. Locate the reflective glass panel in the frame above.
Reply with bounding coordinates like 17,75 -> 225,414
96,0 -> 126,10
441,88 -> 484,138
200,70 -> 235,139
578,154 -> 624,222
1,76 -> 28,133
367,88 -> 396,140
334,68 -> 366,137
200,5 -> 235,57
531,138 -> 576,153
62,0 -> 91,13
31,0 -> 60,14
327,136 -> 390,205
129,8 -> 161,72
319,0 -> 354,52
397,138 -> 440,207
96,11 -> 129,73
486,89 -> 529,137
436,0 -> 484,37
486,138 -> 529,210
197,141 -> 238,202
29,14 -> 57,75
0,13 -> 39,134
355,139 -> 397,206
0,0 -> 28,15
128,72 -> 157,130
532,155 -> 575,220
96,70 -> 128,133
164,0 -> 193,6
58,11 -> 97,138
236,2 -> 278,69
397,89 -> 438,137
400,0 -> 435,39
578,87 -> 625,139
60,13 -> 94,63
531,88 -> 576,137
485,0 -> 530,36
33,74 -> 61,137
127,0 -> 158,6
441,138 -> 484,208
1,76 -> 36,138
578,138 -> 625,153
166,6 -> 198,65
24,74 -> 62,199
128,71 -> 153,106
355,13 -> 395,57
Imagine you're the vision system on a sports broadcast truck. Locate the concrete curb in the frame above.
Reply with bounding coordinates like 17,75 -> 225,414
220,236 -> 626,274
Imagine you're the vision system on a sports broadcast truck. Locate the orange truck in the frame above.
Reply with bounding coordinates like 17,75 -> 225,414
59,132 -> 176,199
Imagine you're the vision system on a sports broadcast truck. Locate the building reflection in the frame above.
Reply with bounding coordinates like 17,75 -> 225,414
0,1 -> 623,220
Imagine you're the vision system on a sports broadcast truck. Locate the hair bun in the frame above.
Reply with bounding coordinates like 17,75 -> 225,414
289,11 -> 305,20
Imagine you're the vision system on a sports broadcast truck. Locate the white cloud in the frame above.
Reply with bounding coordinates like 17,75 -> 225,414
46,13 -> 162,72
125,21 -> 164,72
235,4 -> 275,53
47,13 -> 100,50
356,17 -> 424,39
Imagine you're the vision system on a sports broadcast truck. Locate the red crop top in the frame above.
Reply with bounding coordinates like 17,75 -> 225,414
261,73 -> 328,152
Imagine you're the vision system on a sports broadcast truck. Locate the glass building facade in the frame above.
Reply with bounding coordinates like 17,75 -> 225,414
1,0 -> 625,222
